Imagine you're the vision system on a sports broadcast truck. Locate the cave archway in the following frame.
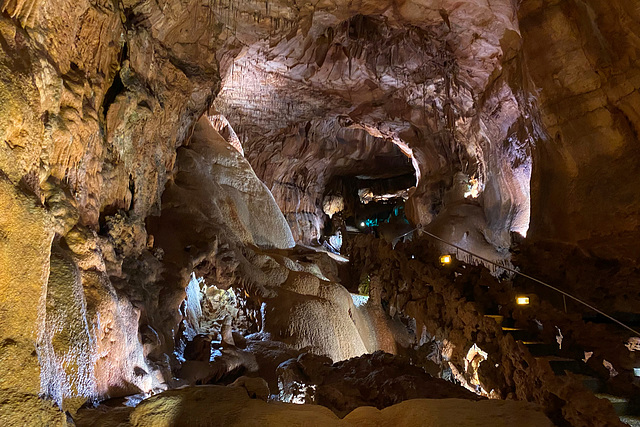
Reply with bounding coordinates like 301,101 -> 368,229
5,0 -> 639,425
213,11 -> 534,264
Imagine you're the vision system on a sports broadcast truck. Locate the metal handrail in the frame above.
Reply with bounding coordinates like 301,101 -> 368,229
397,227 -> 640,337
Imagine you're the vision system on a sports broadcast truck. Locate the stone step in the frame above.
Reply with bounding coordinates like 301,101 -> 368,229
596,393 -> 631,416
535,356 -> 578,375
572,374 -> 603,393
484,314 -> 504,326
536,356 -> 602,378
522,341 -> 559,357
501,327 -> 532,341
483,314 -> 516,328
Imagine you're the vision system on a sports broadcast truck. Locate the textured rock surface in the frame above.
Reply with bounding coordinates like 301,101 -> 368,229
513,238 -> 640,317
213,0 -> 536,253
40,244 -> 97,411
521,0 -> 640,255
0,177 -> 51,391
0,0 -> 638,425
246,120 -> 414,243
0,0 -> 221,419
148,117 -> 402,365
202,249 -> 407,364
277,351 -> 483,417
0,177 -> 64,425
165,115 -> 295,250
346,234 -> 626,426
74,384 -> 553,427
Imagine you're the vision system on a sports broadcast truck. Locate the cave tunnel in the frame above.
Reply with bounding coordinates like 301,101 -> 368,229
1,1 -> 640,426
320,141 -> 416,251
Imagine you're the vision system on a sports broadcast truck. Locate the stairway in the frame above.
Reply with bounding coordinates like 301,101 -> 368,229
421,231 -> 640,425
486,314 -> 640,426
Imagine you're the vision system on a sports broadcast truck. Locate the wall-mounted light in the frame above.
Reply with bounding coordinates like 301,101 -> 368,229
440,254 -> 452,265
634,367 -> 640,377
516,296 -> 530,305
360,222 -> 366,227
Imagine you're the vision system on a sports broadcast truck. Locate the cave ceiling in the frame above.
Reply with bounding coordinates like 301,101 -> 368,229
1,0 -> 640,425
212,0 -> 535,248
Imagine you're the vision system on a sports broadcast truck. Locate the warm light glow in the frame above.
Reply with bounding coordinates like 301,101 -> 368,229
464,177 -> 481,199
440,254 -> 452,265
516,296 -> 530,305
464,343 -> 489,395
358,187 -> 414,204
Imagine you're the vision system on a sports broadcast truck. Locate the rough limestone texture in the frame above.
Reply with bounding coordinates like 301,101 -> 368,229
521,0 -> 640,257
0,177 -> 64,425
213,0 -> 536,253
260,270 -> 369,362
245,249 -> 410,363
245,120 -> 415,243
347,235 -> 627,426
149,120 -> 407,364
0,0 -> 637,425
74,385 -> 553,427
179,116 -> 295,250
183,246 -> 405,364
142,115 -> 296,360
39,244 -> 96,412
0,0 -> 221,418
277,351 -> 483,417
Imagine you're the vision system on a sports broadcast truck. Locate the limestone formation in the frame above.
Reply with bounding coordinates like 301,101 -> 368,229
276,350 -> 483,416
75,384 -> 553,427
0,0 -> 638,426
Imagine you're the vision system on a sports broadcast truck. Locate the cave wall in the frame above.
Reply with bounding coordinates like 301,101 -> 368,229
213,1 -> 536,256
521,0 -> 640,258
0,1 -> 537,418
345,235 -> 626,426
151,117 -> 408,366
209,0 -> 640,261
245,119 -> 413,243
0,0 -> 222,420
0,177 -> 63,424
0,0 -> 637,424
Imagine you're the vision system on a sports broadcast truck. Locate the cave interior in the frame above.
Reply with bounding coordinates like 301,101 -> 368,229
0,0 -> 639,426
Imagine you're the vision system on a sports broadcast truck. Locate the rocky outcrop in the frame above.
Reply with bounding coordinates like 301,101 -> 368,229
0,177 -> 64,424
133,115 -> 299,376
245,119 -> 414,244
213,1 -> 536,254
521,0 -> 640,257
0,0 -> 638,425
346,234 -> 626,426
277,351 -> 483,417
156,115 -> 295,251
74,384 -> 553,427
147,117 -> 412,380
0,0 -> 222,420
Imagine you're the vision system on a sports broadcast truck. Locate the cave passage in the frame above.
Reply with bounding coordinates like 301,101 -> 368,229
321,166 -> 416,253
1,1 -> 640,426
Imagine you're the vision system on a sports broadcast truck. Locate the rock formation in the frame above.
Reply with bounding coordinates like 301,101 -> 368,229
74,384 -> 554,427
0,0 -> 638,426
521,0 -> 640,257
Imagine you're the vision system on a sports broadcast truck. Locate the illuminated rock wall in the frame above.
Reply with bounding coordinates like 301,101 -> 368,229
521,0 -> 640,257
0,0 -> 637,425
